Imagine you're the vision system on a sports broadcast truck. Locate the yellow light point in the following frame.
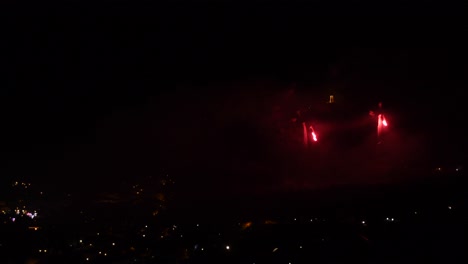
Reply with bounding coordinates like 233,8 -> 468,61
329,95 -> 334,103
241,222 -> 252,230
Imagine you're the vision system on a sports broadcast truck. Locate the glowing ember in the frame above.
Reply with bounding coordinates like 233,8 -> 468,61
311,132 -> 317,142
382,118 -> 388,126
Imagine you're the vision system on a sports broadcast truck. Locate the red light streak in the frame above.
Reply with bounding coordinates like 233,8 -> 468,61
311,131 -> 317,142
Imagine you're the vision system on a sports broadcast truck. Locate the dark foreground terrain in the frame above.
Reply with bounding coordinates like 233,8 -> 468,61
1,168 -> 466,263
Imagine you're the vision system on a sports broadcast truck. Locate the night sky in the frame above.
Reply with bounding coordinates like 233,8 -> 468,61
1,1 -> 467,207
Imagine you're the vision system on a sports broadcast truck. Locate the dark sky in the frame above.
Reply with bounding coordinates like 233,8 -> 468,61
1,1 -> 467,201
